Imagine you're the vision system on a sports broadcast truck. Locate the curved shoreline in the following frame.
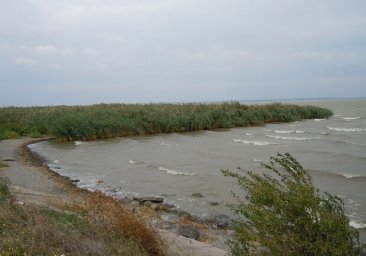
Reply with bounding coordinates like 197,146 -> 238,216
2,137 -> 230,255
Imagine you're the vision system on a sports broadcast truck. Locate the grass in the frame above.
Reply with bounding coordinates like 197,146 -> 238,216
0,102 -> 333,141
0,161 -> 9,169
0,177 -> 164,256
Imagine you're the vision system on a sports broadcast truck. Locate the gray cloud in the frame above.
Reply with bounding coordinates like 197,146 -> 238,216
1,0 -> 365,106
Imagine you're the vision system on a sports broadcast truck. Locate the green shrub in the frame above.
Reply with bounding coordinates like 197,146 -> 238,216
0,177 -> 11,201
222,153 -> 365,255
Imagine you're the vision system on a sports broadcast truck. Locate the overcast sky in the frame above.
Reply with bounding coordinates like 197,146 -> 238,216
1,0 -> 365,106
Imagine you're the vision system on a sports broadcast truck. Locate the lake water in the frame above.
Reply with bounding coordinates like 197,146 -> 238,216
30,99 -> 366,238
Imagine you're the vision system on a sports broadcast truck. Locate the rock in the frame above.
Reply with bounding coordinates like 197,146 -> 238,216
119,197 -> 133,204
215,214 -> 231,229
191,192 -> 203,198
209,201 -> 219,206
132,196 -> 164,203
162,202 -> 176,209
178,224 -> 200,240
71,179 -> 80,183
95,179 -> 104,184
157,221 -> 176,230
160,213 -> 179,223
2,159 -> 15,161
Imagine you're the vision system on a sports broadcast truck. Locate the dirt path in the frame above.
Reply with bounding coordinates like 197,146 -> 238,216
0,138 -> 229,256
0,138 -> 73,209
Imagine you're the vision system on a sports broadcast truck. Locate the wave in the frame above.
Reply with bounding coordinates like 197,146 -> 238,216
233,139 -> 277,146
349,220 -> 366,229
336,173 -> 366,180
266,135 -> 313,141
288,124 -> 301,127
158,166 -> 196,176
160,143 -> 171,147
327,127 -> 366,132
314,119 -> 325,121
253,158 -> 265,163
245,133 -> 253,136
339,116 -> 361,121
129,160 -> 137,164
74,141 -> 88,146
274,130 -> 305,134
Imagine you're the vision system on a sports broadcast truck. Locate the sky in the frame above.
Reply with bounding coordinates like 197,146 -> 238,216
1,0 -> 366,106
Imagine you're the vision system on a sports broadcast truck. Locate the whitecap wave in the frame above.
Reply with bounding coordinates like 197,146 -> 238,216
74,141 -> 84,146
158,167 -> 196,176
337,173 -> 366,179
129,160 -> 137,164
273,130 -> 305,134
349,220 -> 366,229
253,158 -> 264,163
274,130 -> 294,134
233,139 -> 276,146
314,119 -> 325,121
340,116 -> 361,121
245,133 -> 253,136
288,124 -> 301,127
266,135 -> 312,141
160,143 -> 171,147
327,127 -> 366,132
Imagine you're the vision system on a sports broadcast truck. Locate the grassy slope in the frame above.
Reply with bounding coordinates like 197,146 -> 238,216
0,102 -> 333,141
0,177 -> 163,256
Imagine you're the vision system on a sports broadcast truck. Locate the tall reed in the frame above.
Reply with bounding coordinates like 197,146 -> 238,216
0,102 -> 333,141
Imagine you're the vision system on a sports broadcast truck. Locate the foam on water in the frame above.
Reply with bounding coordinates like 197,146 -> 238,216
327,127 -> 366,132
158,166 -> 196,176
314,119 -> 325,121
233,139 -> 277,146
288,124 -> 301,127
128,160 -> 137,164
339,116 -> 361,121
337,173 -> 366,180
266,135 -> 313,141
349,220 -> 366,229
245,133 -> 253,136
274,130 -> 305,134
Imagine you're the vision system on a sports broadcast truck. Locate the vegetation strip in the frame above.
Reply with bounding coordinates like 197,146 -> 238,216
0,102 -> 333,141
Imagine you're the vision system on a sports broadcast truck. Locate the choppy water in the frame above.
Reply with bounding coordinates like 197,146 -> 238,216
30,99 -> 366,237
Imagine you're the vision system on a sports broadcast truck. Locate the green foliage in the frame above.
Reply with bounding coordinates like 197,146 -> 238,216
0,161 -> 9,168
0,177 -> 11,201
0,102 -> 333,141
222,153 -> 365,256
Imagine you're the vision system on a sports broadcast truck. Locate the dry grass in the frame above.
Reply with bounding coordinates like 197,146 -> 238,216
80,192 -> 164,256
0,176 -> 165,256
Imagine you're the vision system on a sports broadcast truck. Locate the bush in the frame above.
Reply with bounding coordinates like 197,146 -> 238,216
0,177 -> 11,201
222,153 -> 365,255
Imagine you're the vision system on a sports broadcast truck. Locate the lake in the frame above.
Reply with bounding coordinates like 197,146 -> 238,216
30,99 -> 366,239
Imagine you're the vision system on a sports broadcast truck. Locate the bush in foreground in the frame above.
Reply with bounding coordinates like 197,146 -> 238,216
222,153 -> 365,255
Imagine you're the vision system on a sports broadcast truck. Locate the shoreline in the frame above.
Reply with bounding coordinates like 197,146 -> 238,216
1,137 -> 230,255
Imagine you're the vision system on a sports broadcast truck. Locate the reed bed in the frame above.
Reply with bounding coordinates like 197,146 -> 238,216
0,102 -> 333,141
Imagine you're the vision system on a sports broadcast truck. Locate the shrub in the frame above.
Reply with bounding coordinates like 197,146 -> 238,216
0,177 -> 11,201
222,153 -> 365,255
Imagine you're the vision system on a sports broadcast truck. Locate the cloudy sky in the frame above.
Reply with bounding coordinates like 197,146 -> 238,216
1,0 -> 365,106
